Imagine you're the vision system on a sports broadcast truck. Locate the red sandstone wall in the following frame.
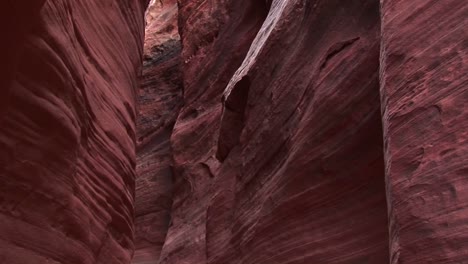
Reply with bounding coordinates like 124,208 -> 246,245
157,0 -> 271,263
133,0 -> 182,263
0,0 -> 466,263
161,0 -> 389,263
380,0 -> 468,263
157,0 -> 467,263
0,1 -> 148,263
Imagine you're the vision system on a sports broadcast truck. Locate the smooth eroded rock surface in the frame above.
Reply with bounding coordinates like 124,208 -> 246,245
161,0 -> 390,263
1,0 -> 466,263
0,1 -> 148,263
158,0 -> 271,263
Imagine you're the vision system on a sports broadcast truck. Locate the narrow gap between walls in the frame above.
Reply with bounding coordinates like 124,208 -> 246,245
132,0 -> 183,263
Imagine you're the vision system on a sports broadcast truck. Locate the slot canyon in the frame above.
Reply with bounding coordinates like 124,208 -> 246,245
0,0 -> 467,263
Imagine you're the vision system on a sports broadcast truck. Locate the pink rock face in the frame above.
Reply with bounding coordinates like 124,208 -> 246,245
0,1 -> 148,263
380,0 -> 468,263
133,0 -> 182,263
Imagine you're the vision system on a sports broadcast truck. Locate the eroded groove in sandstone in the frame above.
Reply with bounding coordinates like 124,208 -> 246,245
216,76 -> 251,161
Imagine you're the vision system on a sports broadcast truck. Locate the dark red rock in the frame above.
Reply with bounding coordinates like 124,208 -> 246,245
0,0 -> 46,115
380,1 -> 468,263
0,1 -> 149,263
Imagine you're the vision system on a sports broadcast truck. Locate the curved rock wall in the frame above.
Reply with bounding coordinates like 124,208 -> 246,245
0,0 -> 466,263
0,1 -> 148,263
158,0 -> 271,263
161,0 -> 389,263
158,0 -> 467,263
380,0 -> 468,263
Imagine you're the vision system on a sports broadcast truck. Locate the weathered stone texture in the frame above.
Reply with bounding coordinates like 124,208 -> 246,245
0,1 -> 148,263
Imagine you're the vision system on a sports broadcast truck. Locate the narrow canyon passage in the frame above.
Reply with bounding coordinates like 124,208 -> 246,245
0,1 -> 466,264
135,0 -> 390,263
133,0 -> 182,263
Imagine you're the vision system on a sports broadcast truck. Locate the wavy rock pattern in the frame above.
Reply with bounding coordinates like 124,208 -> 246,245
158,0 -> 271,263
162,0 -> 389,263
133,0 -> 182,263
0,1 -> 148,263
0,0 -> 466,264
381,1 -> 468,263
159,0 -> 467,263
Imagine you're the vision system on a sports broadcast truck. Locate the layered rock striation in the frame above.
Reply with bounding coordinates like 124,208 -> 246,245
162,0 -> 390,263
0,0 -> 466,264
133,0 -> 182,263
0,1 -> 148,263
156,0 -> 467,263
381,1 -> 468,263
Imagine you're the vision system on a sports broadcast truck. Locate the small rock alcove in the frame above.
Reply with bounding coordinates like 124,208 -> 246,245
216,76 -> 251,161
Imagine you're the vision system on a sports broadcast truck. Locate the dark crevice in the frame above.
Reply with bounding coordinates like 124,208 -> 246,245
320,37 -> 360,70
132,1 -> 183,263
216,76 -> 251,162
